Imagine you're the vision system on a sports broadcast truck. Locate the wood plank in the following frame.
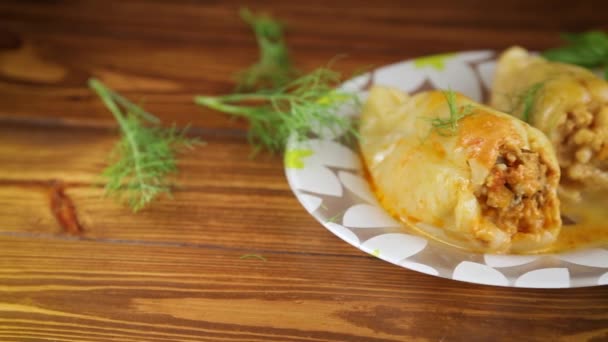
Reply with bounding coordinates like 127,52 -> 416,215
0,123 -> 116,185
0,122 -> 361,254
65,186 -> 359,255
0,235 -> 607,341
0,179 -> 363,255
0,122 -> 274,188
0,185 -> 62,234
1,1 -> 608,340
1,0 -> 605,129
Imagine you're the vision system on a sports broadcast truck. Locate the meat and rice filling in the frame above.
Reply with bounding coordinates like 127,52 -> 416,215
476,144 -> 557,235
557,102 -> 608,189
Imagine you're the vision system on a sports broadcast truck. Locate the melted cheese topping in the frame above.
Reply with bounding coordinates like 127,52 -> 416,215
457,112 -> 521,168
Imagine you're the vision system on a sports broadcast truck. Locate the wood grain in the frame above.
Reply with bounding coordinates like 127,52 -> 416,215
1,0 -> 608,341
1,0 -> 606,128
0,123 -> 361,255
1,235 -> 607,342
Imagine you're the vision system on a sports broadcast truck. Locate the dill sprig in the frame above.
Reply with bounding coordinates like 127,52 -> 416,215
237,8 -> 297,91
543,31 -> 608,79
429,90 -> 474,136
520,82 -> 544,122
89,78 -> 200,212
194,67 -> 358,154
240,254 -> 267,261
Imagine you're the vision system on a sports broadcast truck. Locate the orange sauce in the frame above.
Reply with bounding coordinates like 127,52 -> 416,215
542,190 -> 608,253
368,174 -> 607,254
358,147 -> 607,255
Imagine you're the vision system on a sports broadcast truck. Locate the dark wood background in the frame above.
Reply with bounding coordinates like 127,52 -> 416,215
1,1 -> 607,341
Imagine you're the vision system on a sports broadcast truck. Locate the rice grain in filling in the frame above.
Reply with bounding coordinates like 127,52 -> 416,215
557,102 -> 608,191
476,143 -> 556,237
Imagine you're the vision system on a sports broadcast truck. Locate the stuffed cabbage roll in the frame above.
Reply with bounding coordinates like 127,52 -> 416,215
360,86 -> 561,253
491,46 -> 608,199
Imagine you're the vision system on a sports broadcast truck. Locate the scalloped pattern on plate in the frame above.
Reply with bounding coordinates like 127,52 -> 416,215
285,50 -> 608,288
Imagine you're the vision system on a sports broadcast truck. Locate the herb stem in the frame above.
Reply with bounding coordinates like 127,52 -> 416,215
88,79 -> 159,124
521,82 -> 544,122
89,79 -> 147,197
194,96 -> 261,117
195,67 -> 357,153
196,93 -> 292,103
89,78 -> 199,211
236,8 -> 296,90
427,90 -> 474,136
88,79 -> 130,132
111,91 -> 160,124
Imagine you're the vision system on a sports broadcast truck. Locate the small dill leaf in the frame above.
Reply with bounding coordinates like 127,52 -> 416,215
520,82 -> 544,122
89,78 -> 201,212
195,67 -> 359,154
543,30 -> 608,79
428,90 -> 475,136
237,8 -> 297,91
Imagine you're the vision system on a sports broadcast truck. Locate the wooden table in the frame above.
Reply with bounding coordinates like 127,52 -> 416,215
1,1 -> 607,341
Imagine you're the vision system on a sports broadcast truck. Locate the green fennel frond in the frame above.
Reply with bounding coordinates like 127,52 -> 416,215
543,31 -> 608,79
429,90 -> 474,136
195,67 -> 358,154
519,82 -> 544,122
237,8 -> 297,91
89,78 -> 200,212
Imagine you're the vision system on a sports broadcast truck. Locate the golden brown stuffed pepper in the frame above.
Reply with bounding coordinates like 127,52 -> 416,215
360,86 -> 561,253
491,46 -> 608,199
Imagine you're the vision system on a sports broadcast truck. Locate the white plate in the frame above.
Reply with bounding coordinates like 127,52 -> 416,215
285,50 -> 608,288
